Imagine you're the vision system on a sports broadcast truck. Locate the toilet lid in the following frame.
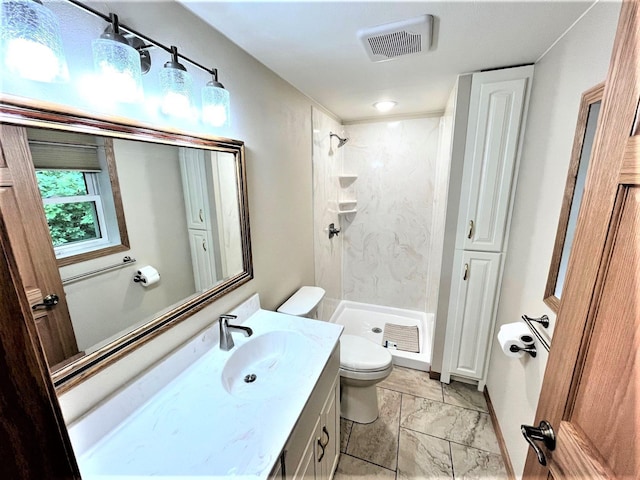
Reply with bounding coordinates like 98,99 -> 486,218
277,286 -> 325,316
340,334 -> 392,372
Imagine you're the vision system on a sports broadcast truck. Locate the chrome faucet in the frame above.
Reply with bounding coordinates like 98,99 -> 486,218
219,314 -> 253,351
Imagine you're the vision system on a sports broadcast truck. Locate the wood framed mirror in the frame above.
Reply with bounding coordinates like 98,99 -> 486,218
0,100 -> 253,392
544,82 -> 604,312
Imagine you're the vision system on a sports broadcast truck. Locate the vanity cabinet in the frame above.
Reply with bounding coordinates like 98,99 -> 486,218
277,345 -> 340,480
441,65 -> 534,389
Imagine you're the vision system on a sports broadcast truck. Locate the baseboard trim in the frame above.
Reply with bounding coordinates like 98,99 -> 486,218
484,387 -> 516,480
428,370 -> 441,381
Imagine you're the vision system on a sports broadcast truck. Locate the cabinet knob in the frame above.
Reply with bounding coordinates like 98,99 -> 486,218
467,220 -> 474,239
463,263 -> 469,281
199,209 -> 204,222
202,239 -> 207,252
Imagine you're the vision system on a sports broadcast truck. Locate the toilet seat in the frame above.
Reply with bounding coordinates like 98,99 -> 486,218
340,334 -> 392,373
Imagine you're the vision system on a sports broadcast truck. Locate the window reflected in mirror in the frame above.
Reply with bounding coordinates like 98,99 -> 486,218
544,82 -> 604,312
29,128 -> 129,265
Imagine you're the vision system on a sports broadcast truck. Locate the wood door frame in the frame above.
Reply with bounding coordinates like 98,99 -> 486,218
524,1 -> 639,477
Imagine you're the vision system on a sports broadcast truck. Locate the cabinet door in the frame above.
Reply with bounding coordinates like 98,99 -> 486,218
187,229 -> 216,291
317,375 -> 339,480
291,416 -> 320,480
444,250 -> 501,381
458,68 -> 531,252
179,148 -> 210,230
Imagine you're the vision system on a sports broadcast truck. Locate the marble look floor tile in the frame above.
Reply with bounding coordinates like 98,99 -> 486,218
397,428 -> 453,480
346,388 -> 401,470
400,395 -> 500,454
443,381 -> 489,413
340,418 -> 353,453
451,443 -> 508,480
334,454 -> 396,480
378,366 -> 443,402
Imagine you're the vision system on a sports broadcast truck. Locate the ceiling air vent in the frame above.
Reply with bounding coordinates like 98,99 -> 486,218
358,14 -> 433,63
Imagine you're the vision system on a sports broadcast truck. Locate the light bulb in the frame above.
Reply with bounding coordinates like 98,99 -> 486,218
201,79 -> 230,127
92,35 -> 143,104
0,0 -> 68,82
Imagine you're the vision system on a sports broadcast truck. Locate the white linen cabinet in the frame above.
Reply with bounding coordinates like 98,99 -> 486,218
179,148 -> 218,291
441,65 -> 534,389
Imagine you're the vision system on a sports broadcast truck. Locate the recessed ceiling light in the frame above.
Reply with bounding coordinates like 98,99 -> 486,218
374,101 -> 397,112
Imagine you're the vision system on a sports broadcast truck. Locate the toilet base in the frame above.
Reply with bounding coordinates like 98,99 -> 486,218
340,381 -> 379,424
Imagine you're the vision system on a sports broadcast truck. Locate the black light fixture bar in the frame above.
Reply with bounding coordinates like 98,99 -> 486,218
65,0 -> 216,76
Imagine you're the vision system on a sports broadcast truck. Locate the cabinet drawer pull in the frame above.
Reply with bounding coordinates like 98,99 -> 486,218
199,209 -> 204,222
467,220 -> 474,239
317,437 -> 325,462
320,426 -> 329,448
463,263 -> 469,281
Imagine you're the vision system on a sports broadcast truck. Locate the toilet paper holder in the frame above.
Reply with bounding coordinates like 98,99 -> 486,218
509,343 -> 537,358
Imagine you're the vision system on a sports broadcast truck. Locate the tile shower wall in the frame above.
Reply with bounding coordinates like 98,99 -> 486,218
342,118 -> 442,311
312,108 -> 343,320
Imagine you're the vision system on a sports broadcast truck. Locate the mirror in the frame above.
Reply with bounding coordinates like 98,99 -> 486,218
544,82 -> 604,312
0,103 -> 252,390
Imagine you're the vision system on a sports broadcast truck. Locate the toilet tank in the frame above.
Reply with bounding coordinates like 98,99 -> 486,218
277,286 -> 325,317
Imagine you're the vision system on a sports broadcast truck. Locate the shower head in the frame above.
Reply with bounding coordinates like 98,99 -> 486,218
330,132 -> 349,148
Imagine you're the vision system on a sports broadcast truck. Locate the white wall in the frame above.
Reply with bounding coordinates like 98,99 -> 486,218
50,1 -> 322,422
341,118 -> 442,312
487,2 -> 620,476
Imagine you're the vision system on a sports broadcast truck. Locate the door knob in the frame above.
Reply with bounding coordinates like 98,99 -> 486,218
521,420 -> 556,466
32,293 -> 59,310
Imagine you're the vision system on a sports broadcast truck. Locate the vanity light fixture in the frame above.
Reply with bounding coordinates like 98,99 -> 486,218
201,68 -> 230,127
159,45 -> 193,118
373,100 -> 397,112
6,0 -> 234,126
92,13 -> 143,103
0,0 -> 69,82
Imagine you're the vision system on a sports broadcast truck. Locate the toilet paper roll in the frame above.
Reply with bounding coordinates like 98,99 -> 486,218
136,265 -> 160,287
497,322 -> 531,358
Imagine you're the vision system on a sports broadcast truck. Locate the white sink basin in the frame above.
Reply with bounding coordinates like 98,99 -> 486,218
221,330 -> 316,398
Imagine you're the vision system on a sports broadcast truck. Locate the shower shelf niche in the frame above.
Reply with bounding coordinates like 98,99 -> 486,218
339,174 -> 358,187
338,200 -> 357,215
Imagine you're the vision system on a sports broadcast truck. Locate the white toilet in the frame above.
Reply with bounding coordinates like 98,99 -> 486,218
278,287 -> 393,424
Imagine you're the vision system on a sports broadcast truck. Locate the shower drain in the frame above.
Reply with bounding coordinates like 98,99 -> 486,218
372,327 -> 382,334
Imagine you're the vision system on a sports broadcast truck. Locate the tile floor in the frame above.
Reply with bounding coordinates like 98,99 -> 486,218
336,367 -> 508,480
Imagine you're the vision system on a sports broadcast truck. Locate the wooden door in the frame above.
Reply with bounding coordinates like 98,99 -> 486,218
0,124 -> 79,367
0,210 -> 80,479
523,1 -> 639,478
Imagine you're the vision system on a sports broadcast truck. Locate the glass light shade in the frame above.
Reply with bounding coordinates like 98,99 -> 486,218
159,66 -> 192,118
201,83 -> 230,127
92,38 -> 143,103
0,0 -> 68,82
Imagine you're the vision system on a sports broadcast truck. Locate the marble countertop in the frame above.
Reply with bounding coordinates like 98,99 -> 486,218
71,301 -> 343,479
